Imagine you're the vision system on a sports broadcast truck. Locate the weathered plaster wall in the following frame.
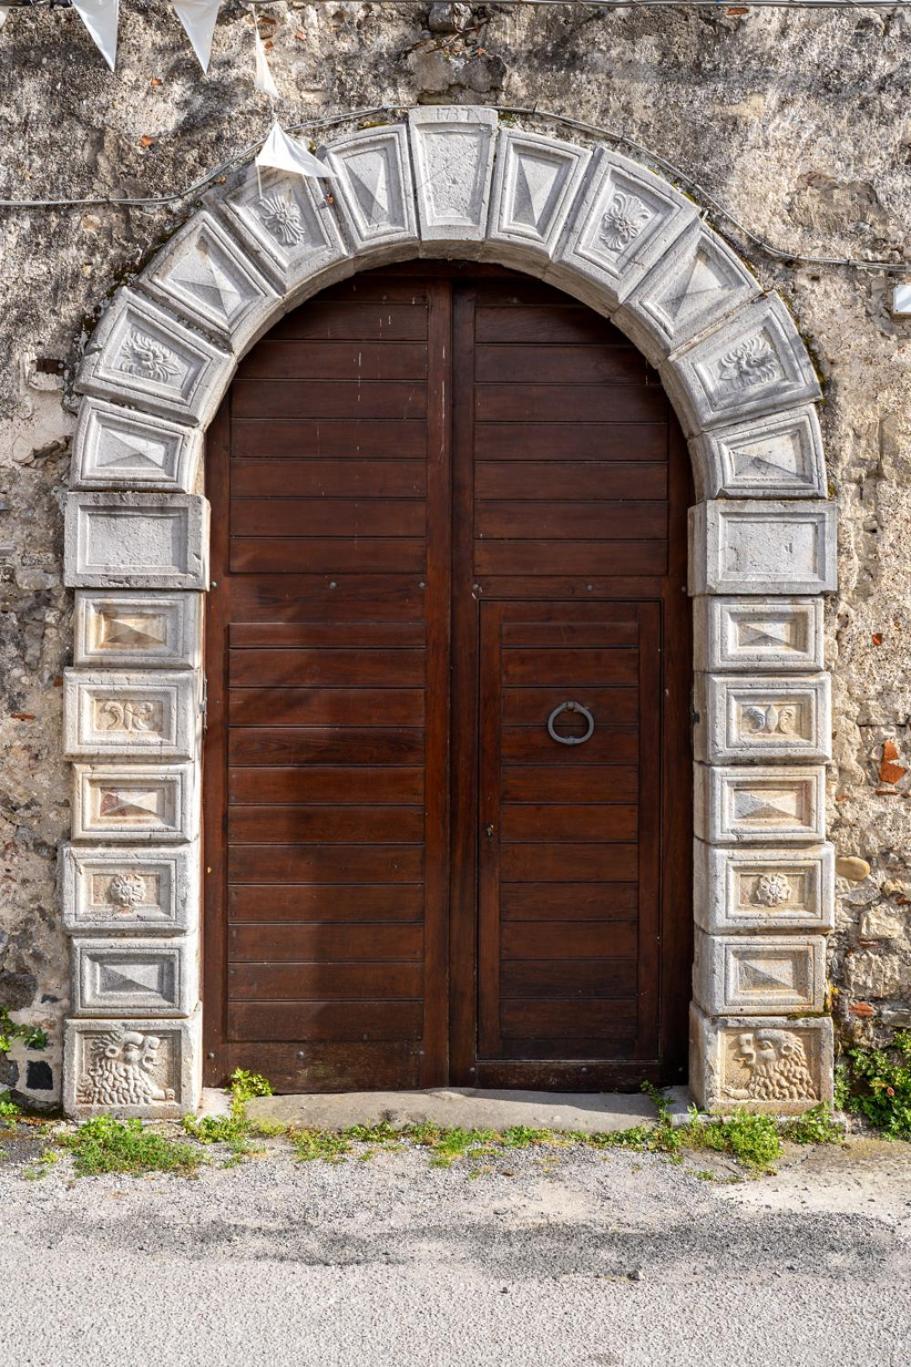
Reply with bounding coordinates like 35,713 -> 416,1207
1,0 -> 910,1104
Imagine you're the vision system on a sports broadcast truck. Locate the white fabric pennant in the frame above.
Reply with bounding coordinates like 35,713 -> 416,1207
253,26 -> 280,99
72,0 -> 120,71
255,120 -> 337,180
172,0 -> 220,74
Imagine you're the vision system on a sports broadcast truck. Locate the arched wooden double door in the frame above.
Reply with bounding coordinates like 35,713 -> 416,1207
203,263 -> 692,1092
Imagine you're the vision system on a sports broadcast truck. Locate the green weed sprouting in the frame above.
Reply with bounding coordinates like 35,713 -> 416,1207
840,1031 -> 911,1139
56,1115 -> 204,1177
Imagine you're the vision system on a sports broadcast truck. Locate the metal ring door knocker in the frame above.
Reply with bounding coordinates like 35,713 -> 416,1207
547,700 -> 595,746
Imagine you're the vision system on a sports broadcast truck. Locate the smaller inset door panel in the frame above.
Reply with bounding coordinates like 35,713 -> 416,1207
477,601 -> 661,1081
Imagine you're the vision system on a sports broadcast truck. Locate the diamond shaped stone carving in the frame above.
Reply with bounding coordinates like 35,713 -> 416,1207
72,399 -> 202,492
64,493 -> 209,590
487,129 -> 590,262
62,844 -> 197,934
73,938 -> 197,1017
695,763 -> 826,844
693,929 -> 826,1015
695,673 -> 831,763
549,147 -> 697,309
71,763 -> 196,843
694,596 -> 824,673
690,1005 -> 833,1113
689,501 -> 837,596
142,210 -> 279,352
216,165 -> 348,300
661,295 -> 821,435
77,289 -> 232,426
615,220 -> 760,363
408,106 -> 498,250
74,591 -> 201,669
694,841 -> 835,934
690,406 -> 826,499
323,124 -> 417,256
64,1010 -> 201,1118
64,670 -> 198,760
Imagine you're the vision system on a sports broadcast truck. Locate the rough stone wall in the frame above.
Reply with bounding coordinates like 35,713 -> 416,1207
1,0 -> 910,1105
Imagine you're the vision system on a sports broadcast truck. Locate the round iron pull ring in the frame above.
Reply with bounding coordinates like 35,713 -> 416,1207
547,700 -> 595,746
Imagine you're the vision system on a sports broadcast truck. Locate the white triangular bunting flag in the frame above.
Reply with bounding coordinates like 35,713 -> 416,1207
172,0 -> 220,74
255,121 -> 337,180
253,26 -> 280,99
72,0 -> 120,71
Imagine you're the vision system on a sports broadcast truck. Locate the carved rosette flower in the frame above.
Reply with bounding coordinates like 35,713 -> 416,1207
117,329 -> 181,385
257,192 -> 307,246
108,871 -> 147,909
715,334 -> 780,393
752,873 -> 792,908
598,191 -> 651,252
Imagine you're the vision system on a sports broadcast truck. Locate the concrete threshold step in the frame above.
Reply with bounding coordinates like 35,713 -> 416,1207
229,1086 -> 693,1134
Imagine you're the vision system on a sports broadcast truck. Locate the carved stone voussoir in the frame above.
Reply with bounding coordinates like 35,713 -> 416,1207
215,164 -> 348,298
64,1010 -> 201,1119
693,839 -> 835,934
63,670 -> 198,761
614,219 -> 760,365
72,938 -> 198,1018
76,289 -> 232,426
62,843 -> 198,934
72,399 -> 202,492
486,128 -> 590,264
689,405 -> 826,500
661,295 -> 821,436
694,763 -> 826,845
548,147 -> 697,310
322,124 -> 417,256
64,493 -> 209,590
74,590 -> 202,669
693,596 -> 824,673
694,672 -> 831,764
71,762 -> 196,843
688,500 -> 837,596
693,928 -> 826,1016
141,209 -> 280,353
689,1005 -> 833,1114
408,106 -> 498,253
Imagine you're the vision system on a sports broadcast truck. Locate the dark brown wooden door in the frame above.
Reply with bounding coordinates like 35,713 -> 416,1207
203,265 -> 691,1093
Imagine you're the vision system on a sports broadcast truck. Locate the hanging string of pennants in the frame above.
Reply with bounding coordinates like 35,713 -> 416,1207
69,0 -> 330,178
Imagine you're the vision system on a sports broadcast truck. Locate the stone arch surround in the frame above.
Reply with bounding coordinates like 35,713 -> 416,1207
60,106 -> 838,1118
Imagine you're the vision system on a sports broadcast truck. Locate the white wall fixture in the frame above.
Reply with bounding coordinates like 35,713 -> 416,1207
63,106 -> 835,1118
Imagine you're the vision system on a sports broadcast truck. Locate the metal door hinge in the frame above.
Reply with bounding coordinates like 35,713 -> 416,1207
200,676 -> 208,734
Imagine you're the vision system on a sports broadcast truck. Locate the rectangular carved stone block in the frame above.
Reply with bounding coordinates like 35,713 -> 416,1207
64,492 -> 209,590
64,1010 -> 201,1119
486,128 -> 590,263
694,672 -> 831,763
71,763 -> 196,843
692,928 -> 826,1015
694,764 -> 826,844
408,106 -> 498,250
77,289 -> 232,426
614,219 -> 759,364
660,295 -> 821,436
71,399 -> 202,492
689,1004 -> 833,1113
74,591 -> 202,669
216,165 -> 349,300
689,406 -> 826,499
693,840 -> 835,933
61,843 -> 198,933
549,146 -> 697,310
323,124 -> 417,257
142,209 -> 279,352
688,500 -> 837,596
693,596 -> 824,673
64,670 -> 198,760
72,938 -> 198,1017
